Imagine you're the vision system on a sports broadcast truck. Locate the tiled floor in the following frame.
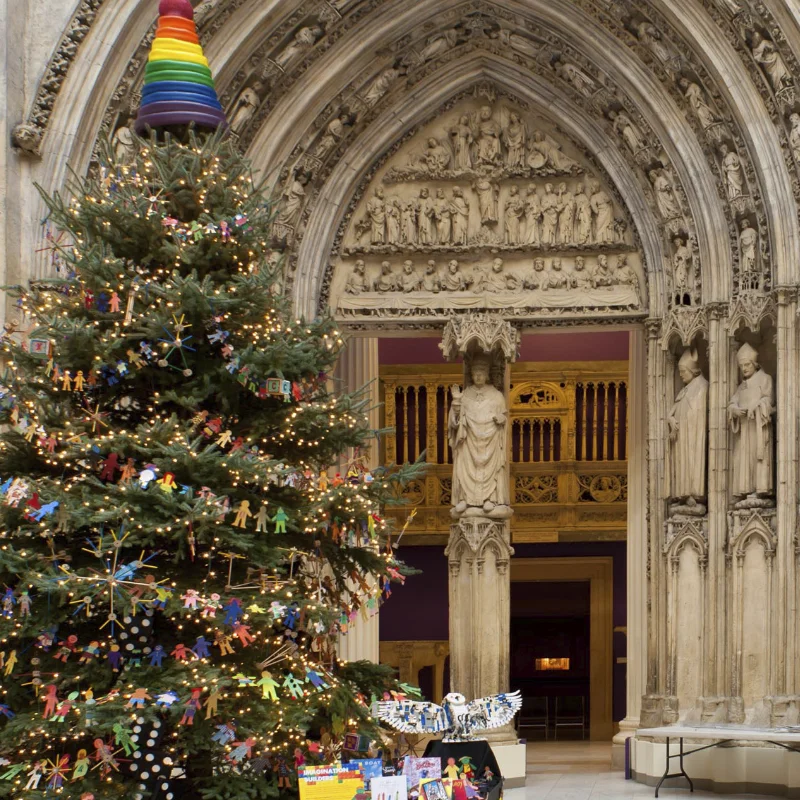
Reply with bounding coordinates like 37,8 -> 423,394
505,741 -> 776,799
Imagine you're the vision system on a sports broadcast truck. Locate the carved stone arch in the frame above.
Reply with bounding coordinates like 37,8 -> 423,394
728,510 -> 778,560
665,523 -> 708,567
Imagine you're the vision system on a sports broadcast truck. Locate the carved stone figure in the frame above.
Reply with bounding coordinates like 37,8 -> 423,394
719,143 -> 744,200
728,343 -> 775,500
417,188 -> 434,245
417,29 -> 459,63
524,184 -> 541,245
366,188 -> 386,245
546,258 -> 568,289
448,354 -> 510,515
614,254 -> 639,296
739,220 -> 758,272
492,28 -> 541,59
635,21 -> 680,70
274,26 -> 323,70
433,188 -> 452,245
314,114 -> 349,157
503,112 -> 527,168
374,261 -> 398,292
672,236 -> 694,298
476,258 -> 510,292
450,188 -> 470,245
345,260 -> 369,294
750,31 -> 792,93
590,182 -> 614,244
194,0 -> 224,28
363,68 -> 400,107
789,113 -> 800,164
275,173 -> 307,228
229,83 -> 262,135
526,257 -> 546,289
557,183 -> 576,245
574,183 -> 592,245
386,198 -> 401,245
679,78 -> 718,130
554,59 -> 596,97
442,259 -> 469,291
528,131 -> 578,170
424,137 -> 451,172
592,254 -> 613,287
540,183 -> 559,245
475,106 -> 502,166
11,123 -> 42,156
423,261 -> 440,292
610,110 -> 647,155
401,201 -> 417,244
504,185 -> 525,245
649,168 -> 681,220
473,177 -> 499,225
571,256 -> 591,288
111,117 -> 136,164
449,115 -> 474,170
667,349 -> 709,503
399,260 -> 422,292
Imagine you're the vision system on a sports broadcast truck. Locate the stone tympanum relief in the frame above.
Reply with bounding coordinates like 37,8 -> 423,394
330,99 -> 644,323
728,343 -> 775,508
666,348 -> 708,516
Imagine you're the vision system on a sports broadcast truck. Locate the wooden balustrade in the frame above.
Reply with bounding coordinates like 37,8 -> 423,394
381,361 -> 628,541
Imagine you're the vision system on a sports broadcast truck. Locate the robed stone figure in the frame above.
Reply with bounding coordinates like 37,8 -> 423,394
666,349 -> 708,503
727,343 -> 775,499
448,355 -> 509,515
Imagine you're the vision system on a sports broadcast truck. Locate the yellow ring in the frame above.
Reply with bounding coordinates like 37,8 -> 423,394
151,39 -> 205,56
149,50 -> 209,67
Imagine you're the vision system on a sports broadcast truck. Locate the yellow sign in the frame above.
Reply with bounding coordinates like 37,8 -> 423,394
298,765 -> 365,800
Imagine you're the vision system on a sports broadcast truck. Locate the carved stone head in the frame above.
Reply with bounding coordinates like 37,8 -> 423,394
402,260 -> 414,273
575,256 -> 585,272
354,259 -> 365,274
448,259 -> 459,273
552,258 -> 562,272
533,258 -> 545,272
492,258 -> 504,273
509,185 -> 518,196
736,342 -> 759,378
479,105 -> 493,120
678,348 -> 702,384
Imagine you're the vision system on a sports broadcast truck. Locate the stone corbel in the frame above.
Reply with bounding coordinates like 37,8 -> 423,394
659,305 -> 708,350
440,313 -> 520,364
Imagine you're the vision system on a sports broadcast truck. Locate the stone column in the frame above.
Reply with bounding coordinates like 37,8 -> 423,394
335,336 -> 380,663
613,326 -> 647,752
441,314 -> 518,745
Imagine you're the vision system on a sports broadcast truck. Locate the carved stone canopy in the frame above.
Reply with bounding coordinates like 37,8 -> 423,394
440,313 -> 519,363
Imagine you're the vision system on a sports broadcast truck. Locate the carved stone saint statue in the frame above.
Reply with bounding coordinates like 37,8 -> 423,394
590,182 -> 614,244
345,259 -> 368,294
366,188 -> 386,244
719,143 -> 744,200
450,188 -> 470,245
112,117 -> 137,164
739,219 -> 758,273
503,185 -> 525,245
475,106 -> 502,166
574,183 -> 592,245
448,354 -> 510,516
503,113 -> 527,168
728,343 -> 775,502
789,113 -> 800,164
274,26 -> 323,70
229,83 -> 262,135
667,349 -> 708,507
750,31 -> 792,93
556,182 -> 575,245
648,168 -> 680,221
449,115 -> 474,170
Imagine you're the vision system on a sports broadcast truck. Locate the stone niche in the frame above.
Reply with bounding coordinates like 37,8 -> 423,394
329,95 -> 646,325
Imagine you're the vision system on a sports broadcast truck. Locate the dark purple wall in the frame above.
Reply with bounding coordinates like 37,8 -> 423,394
380,541 -> 628,722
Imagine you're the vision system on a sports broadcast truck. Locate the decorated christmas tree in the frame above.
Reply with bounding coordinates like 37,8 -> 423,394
0,2 -> 417,797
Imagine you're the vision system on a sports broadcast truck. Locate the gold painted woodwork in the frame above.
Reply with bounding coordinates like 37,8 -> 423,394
381,361 -> 628,541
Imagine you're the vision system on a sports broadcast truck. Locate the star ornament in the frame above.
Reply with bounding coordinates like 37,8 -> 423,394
84,402 -> 109,433
158,313 -> 196,375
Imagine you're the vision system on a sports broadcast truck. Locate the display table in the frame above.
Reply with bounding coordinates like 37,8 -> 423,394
636,725 -> 800,797
423,740 -> 503,800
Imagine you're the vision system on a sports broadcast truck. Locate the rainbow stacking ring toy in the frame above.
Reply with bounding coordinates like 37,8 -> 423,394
135,0 -> 227,133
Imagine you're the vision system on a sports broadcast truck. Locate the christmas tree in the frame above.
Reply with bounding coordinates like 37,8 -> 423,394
0,2 -> 417,797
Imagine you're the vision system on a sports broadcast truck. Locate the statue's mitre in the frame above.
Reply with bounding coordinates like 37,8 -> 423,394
736,342 -> 759,365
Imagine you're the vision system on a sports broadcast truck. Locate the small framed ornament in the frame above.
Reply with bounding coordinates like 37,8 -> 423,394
29,339 -> 51,359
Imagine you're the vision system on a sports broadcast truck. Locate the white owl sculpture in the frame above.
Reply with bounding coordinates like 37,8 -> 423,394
376,690 -> 522,742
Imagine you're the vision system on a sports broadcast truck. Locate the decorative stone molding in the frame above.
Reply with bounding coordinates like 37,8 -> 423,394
440,313 -> 519,362
664,516 -> 709,557
726,290 -> 777,332
660,305 -> 708,349
727,508 -> 777,560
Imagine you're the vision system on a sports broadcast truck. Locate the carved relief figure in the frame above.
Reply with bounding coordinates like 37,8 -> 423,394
728,343 -> 775,500
574,183 -> 592,245
442,259 -> 469,291
274,26 -> 323,70
554,59 -> 596,97
614,254 -> 639,297
503,112 -> 527,168
476,258 -> 510,292
401,201 -> 417,245
450,188 -> 470,245
648,168 -> 681,220
524,184 -> 541,245
345,260 -> 368,294
112,117 -> 137,164
417,29 -> 459,63
374,261 -> 397,292
750,31 -> 792,93
571,256 -> 591,288
557,182 -> 575,244
448,354 -> 510,515
672,236 -> 694,298
475,106 -> 502,166
473,177 -> 499,225
546,258 -> 568,289
504,185 -> 525,244
679,78 -> 718,130
366,188 -> 386,245
492,28 -> 541,59
417,188 -> 434,245
610,110 -> 647,155
590,182 -> 614,244
667,349 -> 708,503
592,254 -> 613,286
635,21 -> 679,69
719,143 -> 744,200
739,220 -> 758,272
789,113 -> 800,164
275,172 -> 307,228
540,183 -> 559,245
386,198 -> 401,245
229,83 -> 262,135
528,131 -> 578,170
363,67 -> 400,107
449,115 -> 473,170
399,260 -> 422,292
526,257 -> 546,289
314,114 -> 349,157
424,137 -> 451,171
433,188 -> 452,244
423,261 -> 440,292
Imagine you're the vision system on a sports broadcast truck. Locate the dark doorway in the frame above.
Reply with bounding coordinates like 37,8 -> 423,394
510,580 -> 590,740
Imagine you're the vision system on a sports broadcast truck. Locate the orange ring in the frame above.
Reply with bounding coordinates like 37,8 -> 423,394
156,26 -> 199,44
157,16 -> 196,34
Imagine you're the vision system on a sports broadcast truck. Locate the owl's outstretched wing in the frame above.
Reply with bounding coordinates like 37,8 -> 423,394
375,699 -> 449,734
463,690 -> 522,730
